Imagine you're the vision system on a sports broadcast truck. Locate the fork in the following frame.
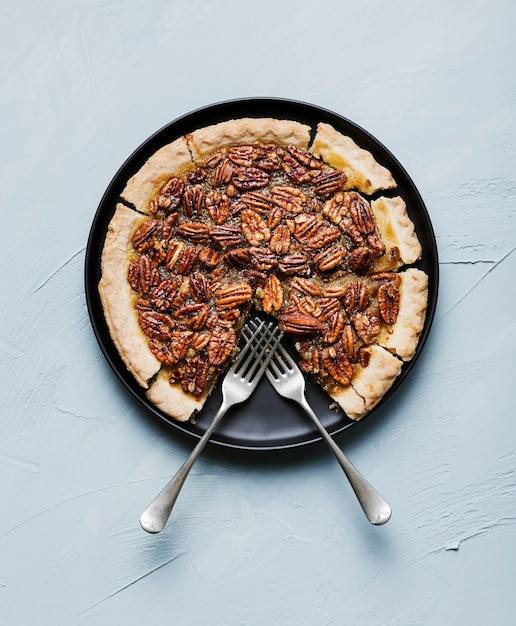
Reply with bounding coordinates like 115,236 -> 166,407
140,318 -> 283,534
245,322 -> 391,525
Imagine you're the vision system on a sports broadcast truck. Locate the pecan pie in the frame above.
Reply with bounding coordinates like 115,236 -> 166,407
99,118 -> 428,422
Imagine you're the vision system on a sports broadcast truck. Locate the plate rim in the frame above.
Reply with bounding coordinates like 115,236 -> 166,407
84,96 -> 439,452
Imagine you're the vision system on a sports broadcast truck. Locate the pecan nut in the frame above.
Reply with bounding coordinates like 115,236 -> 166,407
323,309 -> 347,344
348,246 -> 375,275
189,272 -> 211,303
128,255 -> 159,294
241,191 -> 274,213
267,207 -> 283,229
367,232 -> 385,252
150,278 -> 179,311
312,169 -> 347,196
150,177 -> 184,213
224,247 -> 251,267
313,244 -> 347,272
210,225 -> 244,247
352,312 -> 381,344
269,224 -> 292,255
378,283 -> 400,324
177,222 -> 211,243
278,254 -> 310,276
214,283 -> 253,309
205,190 -> 229,224
165,241 -> 184,270
249,247 -> 278,271
181,356 -> 208,396
293,214 -> 321,243
281,152 -> 311,183
192,331 -> 211,351
262,275 -> 284,313
341,216 -> 366,246
271,186 -> 307,213
139,311 -> 176,340
321,283 -> 348,298
279,310 -> 322,336
174,303 -> 209,330
227,145 -> 259,167
198,246 -> 222,268
212,158 -> 235,186
232,166 -> 270,190
321,345 -> 353,385
182,185 -> 204,217
303,224 -> 342,251
344,282 -> 370,312
318,297 -> 342,322
369,272 -> 401,286
349,194 -> 376,234
162,213 -> 179,242
322,192 -> 350,225
208,325 -> 236,365
291,293 -> 321,317
149,331 -> 192,364
299,347 -> 322,375
241,209 -> 271,246
132,219 -> 159,251
176,247 -> 199,274
187,168 -> 207,184
290,277 -> 321,296
256,143 -> 284,170
285,145 -> 323,169
341,324 -> 360,362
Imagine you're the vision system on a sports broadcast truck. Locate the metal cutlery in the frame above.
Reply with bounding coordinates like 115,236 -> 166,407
245,321 -> 391,525
140,317 -> 283,534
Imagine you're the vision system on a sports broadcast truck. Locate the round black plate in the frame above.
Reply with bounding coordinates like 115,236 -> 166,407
85,98 -> 438,452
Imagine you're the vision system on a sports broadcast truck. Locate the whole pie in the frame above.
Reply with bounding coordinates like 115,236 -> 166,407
99,117 -> 428,422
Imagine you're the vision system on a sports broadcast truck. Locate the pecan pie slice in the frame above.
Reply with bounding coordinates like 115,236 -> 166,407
99,118 -> 428,422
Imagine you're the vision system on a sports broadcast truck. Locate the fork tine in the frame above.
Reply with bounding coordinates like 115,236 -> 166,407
232,319 -> 269,375
234,318 -> 265,365
270,346 -> 290,374
245,320 -> 293,376
241,318 -> 283,382
234,321 -> 275,380
267,354 -> 283,379
243,324 -> 283,383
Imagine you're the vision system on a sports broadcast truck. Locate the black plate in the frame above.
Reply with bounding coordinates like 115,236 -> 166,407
85,98 -> 438,452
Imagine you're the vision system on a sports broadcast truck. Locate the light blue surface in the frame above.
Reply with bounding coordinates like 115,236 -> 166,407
1,1 -> 515,624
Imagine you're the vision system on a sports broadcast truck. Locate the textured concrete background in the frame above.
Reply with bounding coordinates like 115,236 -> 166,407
1,0 -> 515,624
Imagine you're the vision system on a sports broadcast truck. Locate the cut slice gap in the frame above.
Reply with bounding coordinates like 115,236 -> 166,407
120,136 -> 194,214
310,122 -> 397,194
377,268 -> 428,361
347,345 -> 403,417
371,196 -> 422,272
327,383 -> 367,422
146,370 -> 209,423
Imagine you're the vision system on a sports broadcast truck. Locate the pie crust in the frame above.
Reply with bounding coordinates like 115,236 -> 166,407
99,117 -> 429,423
187,118 -> 311,162
99,204 -> 160,387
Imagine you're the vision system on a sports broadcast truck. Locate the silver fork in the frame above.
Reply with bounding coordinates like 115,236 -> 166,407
140,318 -> 283,534
245,322 -> 391,525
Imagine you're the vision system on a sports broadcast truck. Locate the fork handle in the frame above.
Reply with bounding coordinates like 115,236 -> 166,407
300,399 -> 392,525
140,401 -> 230,534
